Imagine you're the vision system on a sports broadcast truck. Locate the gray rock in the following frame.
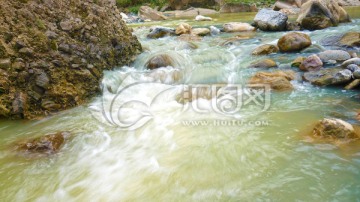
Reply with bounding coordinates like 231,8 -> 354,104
35,71 -> 50,89
353,69 -> 360,79
318,50 -> 351,63
342,58 -> 360,67
254,9 -> 288,31
210,26 -> 220,36
346,64 -> 360,72
303,67 -> 352,86
147,26 -> 175,39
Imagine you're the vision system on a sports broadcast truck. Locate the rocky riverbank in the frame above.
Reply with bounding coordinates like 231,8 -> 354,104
0,0 -> 142,119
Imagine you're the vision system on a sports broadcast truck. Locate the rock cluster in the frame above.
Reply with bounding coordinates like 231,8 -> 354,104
0,0 -> 142,119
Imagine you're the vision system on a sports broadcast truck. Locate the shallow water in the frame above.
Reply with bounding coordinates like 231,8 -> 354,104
1,8 -> 360,202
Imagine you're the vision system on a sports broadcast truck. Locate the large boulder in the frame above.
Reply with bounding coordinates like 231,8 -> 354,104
312,118 -> 358,139
252,44 -> 279,55
277,32 -> 312,52
248,71 -> 295,91
139,6 -> 167,21
296,0 -> 351,30
220,3 -> 258,13
254,9 -> 288,31
318,50 -> 351,63
223,22 -> 256,32
303,67 -> 353,86
0,0 -> 142,119
300,54 -> 323,71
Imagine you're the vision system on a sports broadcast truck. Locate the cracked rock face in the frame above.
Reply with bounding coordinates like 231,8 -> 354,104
0,0 -> 142,119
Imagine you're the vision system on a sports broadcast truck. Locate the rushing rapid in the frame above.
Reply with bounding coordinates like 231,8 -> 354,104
0,10 -> 360,201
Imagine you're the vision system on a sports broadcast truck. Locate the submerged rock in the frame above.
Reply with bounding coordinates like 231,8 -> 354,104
254,9 -> 288,31
249,59 -> 278,68
299,54 -> 323,71
223,22 -> 256,32
139,6 -> 167,21
345,79 -> 360,90
297,0 -> 350,30
291,56 -> 305,67
312,118 -> 358,139
145,54 -> 175,70
318,50 -> 351,63
252,44 -> 279,55
248,71 -> 295,91
15,132 -> 71,154
277,32 -> 312,52
303,68 -> 352,86
147,26 -> 176,39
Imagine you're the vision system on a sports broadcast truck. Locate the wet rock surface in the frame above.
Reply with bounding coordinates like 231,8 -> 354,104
297,0 -> 350,30
0,0 -> 142,119
248,71 -> 295,91
303,67 -> 353,86
299,54 -> 323,71
254,9 -> 288,31
15,131 -> 71,155
312,118 -> 358,139
252,44 -> 279,55
278,32 -> 312,52
145,54 -> 176,70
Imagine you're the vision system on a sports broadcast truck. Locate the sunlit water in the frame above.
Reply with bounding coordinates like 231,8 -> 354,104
1,9 -> 360,201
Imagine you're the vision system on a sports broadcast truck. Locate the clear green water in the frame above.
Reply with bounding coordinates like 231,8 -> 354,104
1,9 -> 360,202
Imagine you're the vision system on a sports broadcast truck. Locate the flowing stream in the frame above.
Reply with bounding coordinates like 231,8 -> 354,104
0,8 -> 360,201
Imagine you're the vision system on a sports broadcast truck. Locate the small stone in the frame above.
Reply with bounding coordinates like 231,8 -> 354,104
299,54 -> 323,71
252,44 -> 279,55
0,58 -> 11,69
345,79 -> 360,90
346,64 -> 359,72
249,59 -> 277,68
18,47 -> 34,57
318,50 -> 351,62
210,26 -> 221,36
342,58 -> 360,68
195,15 -> 212,21
191,28 -> 210,36
175,23 -> 192,35
223,22 -> 256,32
291,57 -> 305,67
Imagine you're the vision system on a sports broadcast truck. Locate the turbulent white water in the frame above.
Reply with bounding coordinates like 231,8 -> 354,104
0,15 -> 360,201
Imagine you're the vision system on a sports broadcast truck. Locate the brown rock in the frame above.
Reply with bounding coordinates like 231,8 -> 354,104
248,71 -> 295,91
296,0 -> 351,30
249,59 -> 278,68
339,32 -> 360,47
220,3 -> 258,13
313,118 -> 358,139
139,6 -> 167,21
277,32 -> 312,52
252,44 -> 279,55
291,56 -> 305,67
145,54 -> 175,70
0,58 -> 11,69
191,28 -> 210,36
15,131 -> 71,154
344,79 -> 360,90
175,23 -> 192,35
